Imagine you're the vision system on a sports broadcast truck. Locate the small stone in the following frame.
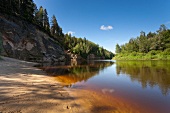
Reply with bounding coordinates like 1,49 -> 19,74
67,106 -> 71,109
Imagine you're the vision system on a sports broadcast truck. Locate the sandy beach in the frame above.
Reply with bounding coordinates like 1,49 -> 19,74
0,56 -> 86,113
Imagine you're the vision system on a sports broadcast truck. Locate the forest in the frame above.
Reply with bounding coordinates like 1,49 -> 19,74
115,25 -> 170,60
63,34 -> 114,59
0,0 -> 114,59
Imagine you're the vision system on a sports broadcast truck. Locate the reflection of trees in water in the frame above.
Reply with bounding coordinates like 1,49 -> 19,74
116,61 -> 170,95
41,61 -> 114,87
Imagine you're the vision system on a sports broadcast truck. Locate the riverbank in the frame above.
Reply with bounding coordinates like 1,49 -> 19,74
113,51 -> 170,60
0,56 -> 85,113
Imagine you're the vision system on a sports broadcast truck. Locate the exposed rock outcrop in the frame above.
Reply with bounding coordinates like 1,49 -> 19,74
0,14 -> 65,62
65,50 -> 86,65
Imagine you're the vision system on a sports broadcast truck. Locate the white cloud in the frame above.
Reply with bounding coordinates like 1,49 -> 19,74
67,31 -> 75,35
100,25 -> 113,30
165,21 -> 170,25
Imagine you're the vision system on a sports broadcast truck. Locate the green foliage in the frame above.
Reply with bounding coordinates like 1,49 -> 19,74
115,24 -> 170,60
0,0 -> 34,21
114,50 -> 170,60
163,48 -> 170,55
115,44 -> 121,53
64,34 -> 114,59
35,6 -> 44,27
21,0 -> 35,21
50,15 -> 63,38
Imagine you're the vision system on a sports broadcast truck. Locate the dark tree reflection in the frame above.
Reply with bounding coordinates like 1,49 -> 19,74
116,61 -> 170,95
38,61 -> 114,87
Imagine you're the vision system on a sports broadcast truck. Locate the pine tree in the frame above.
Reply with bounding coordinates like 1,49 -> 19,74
116,44 -> 121,53
35,6 -> 44,27
157,24 -> 167,33
50,15 -> 63,37
20,0 -> 34,21
0,0 -> 11,13
51,15 -> 58,36
33,3 -> 38,16
43,9 -> 50,32
13,0 -> 20,15
139,33 -> 149,53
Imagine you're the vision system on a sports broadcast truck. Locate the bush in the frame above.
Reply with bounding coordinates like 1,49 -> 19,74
149,50 -> 157,55
163,48 -> 170,55
131,52 -> 137,56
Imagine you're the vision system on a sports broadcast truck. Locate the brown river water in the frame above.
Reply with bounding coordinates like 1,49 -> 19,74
38,60 -> 170,113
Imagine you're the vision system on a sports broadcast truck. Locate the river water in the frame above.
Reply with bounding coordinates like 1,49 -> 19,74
40,60 -> 170,113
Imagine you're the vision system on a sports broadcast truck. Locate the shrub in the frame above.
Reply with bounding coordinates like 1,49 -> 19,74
131,52 -> 137,56
149,50 -> 157,55
163,48 -> 170,55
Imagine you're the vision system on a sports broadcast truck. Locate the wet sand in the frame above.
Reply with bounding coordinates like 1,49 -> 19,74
0,56 -> 147,113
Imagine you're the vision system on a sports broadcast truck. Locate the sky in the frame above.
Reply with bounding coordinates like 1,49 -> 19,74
34,0 -> 170,53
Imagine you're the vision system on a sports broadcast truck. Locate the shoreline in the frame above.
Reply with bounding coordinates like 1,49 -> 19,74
0,56 -> 150,113
0,56 -> 83,113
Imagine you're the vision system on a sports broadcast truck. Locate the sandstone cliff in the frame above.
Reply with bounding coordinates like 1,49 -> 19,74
0,14 -> 65,62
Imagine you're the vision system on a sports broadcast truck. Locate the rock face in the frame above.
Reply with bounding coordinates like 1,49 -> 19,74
0,14 -> 65,62
65,50 -> 86,65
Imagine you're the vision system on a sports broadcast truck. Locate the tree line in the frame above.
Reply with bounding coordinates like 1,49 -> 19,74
64,34 -> 114,59
115,25 -> 170,60
0,0 -> 114,59
0,0 -> 63,39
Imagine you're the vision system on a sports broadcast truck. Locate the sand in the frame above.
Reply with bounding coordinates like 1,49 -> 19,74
0,56 -> 85,113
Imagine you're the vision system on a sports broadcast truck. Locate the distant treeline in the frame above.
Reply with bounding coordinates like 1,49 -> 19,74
115,25 -> 170,60
0,0 -> 114,59
64,34 -> 114,59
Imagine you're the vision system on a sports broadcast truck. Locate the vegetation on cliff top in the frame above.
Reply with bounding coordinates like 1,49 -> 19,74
0,0 -> 114,59
114,25 -> 170,60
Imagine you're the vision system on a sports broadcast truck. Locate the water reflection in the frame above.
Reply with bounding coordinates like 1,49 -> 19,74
40,61 -> 114,87
36,60 -> 170,113
116,61 -> 170,95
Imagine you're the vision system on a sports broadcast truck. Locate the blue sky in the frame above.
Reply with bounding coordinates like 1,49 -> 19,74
34,0 -> 170,53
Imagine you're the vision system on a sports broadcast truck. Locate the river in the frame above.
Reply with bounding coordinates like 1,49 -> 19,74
39,60 -> 170,113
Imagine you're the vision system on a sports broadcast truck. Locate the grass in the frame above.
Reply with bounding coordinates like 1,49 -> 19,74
113,49 -> 170,60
